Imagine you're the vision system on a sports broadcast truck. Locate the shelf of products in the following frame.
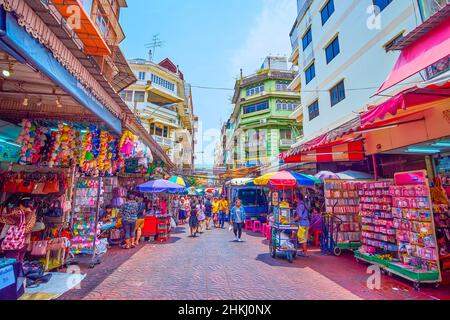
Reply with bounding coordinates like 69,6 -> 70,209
70,178 -> 103,256
157,216 -> 170,242
324,180 -> 361,247
357,180 -> 398,267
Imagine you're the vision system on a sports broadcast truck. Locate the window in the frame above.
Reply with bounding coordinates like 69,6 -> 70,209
279,129 -> 292,140
308,101 -> 320,121
149,123 -> 155,135
96,9 -> 108,38
325,36 -> 340,64
155,126 -> 163,137
246,83 -> 265,96
305,63 -> 316,85
151,74 -> 175,92
373,0 -> 393,12
276,81 -> 290,91
330,80 -> 346,106
243,101 -> 269,114
120,90 -> 132,102
138,72 -> 146,81
163,126 -> 168,138
134,91 -> 145,102
276,100 -> 298,111
321,0 -> 335,25
302,28 -> 312,51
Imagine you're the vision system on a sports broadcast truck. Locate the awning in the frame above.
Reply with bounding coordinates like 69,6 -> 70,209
281,139 -> 365,163
376,15 -> 450,94
51,0 -> 111,56
361,87 -> 450,126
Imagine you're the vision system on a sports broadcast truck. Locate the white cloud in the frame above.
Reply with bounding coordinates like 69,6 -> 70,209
230,0 -> 296,76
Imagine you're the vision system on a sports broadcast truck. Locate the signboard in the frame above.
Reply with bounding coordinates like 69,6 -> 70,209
0,265 -> 15,290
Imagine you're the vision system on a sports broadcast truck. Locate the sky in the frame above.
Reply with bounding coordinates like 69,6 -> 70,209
120,0 -> 296,167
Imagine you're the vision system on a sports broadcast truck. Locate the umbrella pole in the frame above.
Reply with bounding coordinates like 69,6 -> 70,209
372,154 -> 378,181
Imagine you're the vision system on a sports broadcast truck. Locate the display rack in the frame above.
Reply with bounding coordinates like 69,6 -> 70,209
157,215 -> 170,242
324,180 -> 361,255
69,177 -> 103,268
355,180 -> 398,267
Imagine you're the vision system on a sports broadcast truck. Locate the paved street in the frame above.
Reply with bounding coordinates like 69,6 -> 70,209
59,226 -> 450,300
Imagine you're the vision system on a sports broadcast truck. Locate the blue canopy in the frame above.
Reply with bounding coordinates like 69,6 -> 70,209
290,172 -> 318,187
136,180 -> 185,194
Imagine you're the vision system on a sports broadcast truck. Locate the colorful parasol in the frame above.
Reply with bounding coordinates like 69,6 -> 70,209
314,171 -> 340,181
253,171 -> 320,189
136,180 -> 185,193
168,176 -> 189,187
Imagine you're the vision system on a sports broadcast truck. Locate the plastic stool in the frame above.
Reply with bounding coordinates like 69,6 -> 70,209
266,226 -> 272,241
262,223 -> 268,236
244,219 -> 253,230
252,220 -> 262,233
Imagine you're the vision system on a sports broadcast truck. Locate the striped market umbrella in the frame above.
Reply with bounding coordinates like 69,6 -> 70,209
168,176 -> 189,187
253,171 -> 320,189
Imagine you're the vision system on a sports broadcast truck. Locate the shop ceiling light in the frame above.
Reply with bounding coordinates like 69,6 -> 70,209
56,97 -> 62,108
405,147 -> 441,154
2,64 -> 13,78
0,138 -> 20,147
22,98 -> 29,106
432,141 -> 450,148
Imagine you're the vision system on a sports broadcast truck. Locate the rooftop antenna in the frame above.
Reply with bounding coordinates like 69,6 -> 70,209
145,34 -> 165,61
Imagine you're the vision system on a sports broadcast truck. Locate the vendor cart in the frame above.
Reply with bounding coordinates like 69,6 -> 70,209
269,222 -> 299,263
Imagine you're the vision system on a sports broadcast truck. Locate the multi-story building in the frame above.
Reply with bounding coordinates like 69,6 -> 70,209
122,58 -> 196,171
287,0 -> 422,147
227,56 -> 302,169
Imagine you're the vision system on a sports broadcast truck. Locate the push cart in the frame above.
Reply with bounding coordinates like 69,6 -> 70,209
269,222 -> 299,263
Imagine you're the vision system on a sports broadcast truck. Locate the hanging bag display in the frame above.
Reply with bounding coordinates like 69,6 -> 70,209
1,211 -> 26,251
47,237 -> 67,251
43,176 -> 60,194
2,177 -> 20,194
17,179 -> 35,194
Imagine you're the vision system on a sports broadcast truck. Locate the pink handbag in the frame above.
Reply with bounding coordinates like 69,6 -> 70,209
30,240 -> 48,256
1,211 -> 26,251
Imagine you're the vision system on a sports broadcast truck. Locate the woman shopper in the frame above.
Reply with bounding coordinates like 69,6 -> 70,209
0,197 -> 36,263
197,199 -> 206,233
120,193 -> 139,249
230,199 -> 246,242
179,197 -> 187,224
204,197 -> 213,230
134,196 -> 146,246
189,200 -> 199,237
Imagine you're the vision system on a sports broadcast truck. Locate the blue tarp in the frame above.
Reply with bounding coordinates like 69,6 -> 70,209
0,8 -> 122,134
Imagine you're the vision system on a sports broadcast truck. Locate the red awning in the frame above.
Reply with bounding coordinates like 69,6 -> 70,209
281,140 -> 365,164
376,16 -> 450,95
361,87 -> 450,126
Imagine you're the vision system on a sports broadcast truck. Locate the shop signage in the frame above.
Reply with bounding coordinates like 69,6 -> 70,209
0,265 -> 15,290
124,158 -> 141,173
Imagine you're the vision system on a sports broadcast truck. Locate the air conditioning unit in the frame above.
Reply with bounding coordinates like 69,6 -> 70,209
240,98 -> 246,102
260,119 -> 268,125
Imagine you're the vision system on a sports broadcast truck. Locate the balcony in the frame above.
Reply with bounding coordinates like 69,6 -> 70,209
280,139 -> 295,148
152,135 -> 174,148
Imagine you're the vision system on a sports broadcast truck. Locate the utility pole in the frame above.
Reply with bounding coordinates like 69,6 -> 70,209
145,34 -> 165,61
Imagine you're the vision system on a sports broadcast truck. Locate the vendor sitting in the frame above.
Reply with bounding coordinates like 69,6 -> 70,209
101,205 -> 114,222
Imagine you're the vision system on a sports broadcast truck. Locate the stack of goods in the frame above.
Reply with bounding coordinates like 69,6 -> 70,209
389,182 -> 439,274
157,216 -> 170,242
70,179 -> 103,255
431,178 -> 450,259
102,177 -> 119,206
358,180 -> 397,263
324,181 -> 361,244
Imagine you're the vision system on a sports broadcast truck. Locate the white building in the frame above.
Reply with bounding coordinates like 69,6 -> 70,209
290,0 -> 427,146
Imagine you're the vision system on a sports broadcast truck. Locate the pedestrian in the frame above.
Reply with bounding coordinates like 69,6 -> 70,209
197,200 -> 206,234
0,197 -> 37,263
189,200 -> 199,237
173,196 -> 180,223
160,196 -> 167,216
292,193 -> 310,257
135,196 -> 146,246
218,196 -> 229,229
120,193 -> 139,249
179,197 -> 187,224
230,199 -> 246,242
204,196 -> 213,230
212,197 -> 220,228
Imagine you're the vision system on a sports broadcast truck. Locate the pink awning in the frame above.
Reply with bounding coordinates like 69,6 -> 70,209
376,16 -> 450,95
362,87 -> 450,126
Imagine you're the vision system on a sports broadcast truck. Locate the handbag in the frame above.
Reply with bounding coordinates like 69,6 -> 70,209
32,221 -> 46,233
17,180 -> 35,194
30,240 -> 48,256
47,237 -> 66,251
46,200 -> 63,218
1,212 -> 26,251
2,177 -> 20,194
43,177 -> 60,194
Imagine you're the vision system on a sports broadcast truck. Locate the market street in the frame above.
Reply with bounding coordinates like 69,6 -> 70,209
60,226 -> 450,301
